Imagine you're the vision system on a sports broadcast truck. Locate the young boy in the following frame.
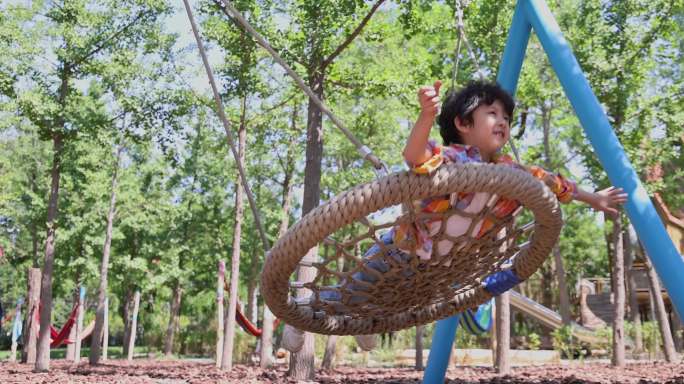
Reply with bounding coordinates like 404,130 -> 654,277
401,80 -> 626,260
282,80 -> 627,353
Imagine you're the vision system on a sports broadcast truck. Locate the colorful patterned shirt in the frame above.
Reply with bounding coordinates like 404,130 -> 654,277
393,140 -> 577,260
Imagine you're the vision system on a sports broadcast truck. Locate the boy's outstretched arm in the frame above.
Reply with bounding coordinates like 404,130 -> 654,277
574,186 -> 628,217
403,80 -> 442,167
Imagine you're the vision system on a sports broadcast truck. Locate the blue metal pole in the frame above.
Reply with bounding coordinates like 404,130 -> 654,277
496,0 -> 532,95
520,0 -> 684,317
423,314 -> 461,384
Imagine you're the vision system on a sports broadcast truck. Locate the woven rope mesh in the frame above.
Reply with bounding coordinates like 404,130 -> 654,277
262,162 -> 563,335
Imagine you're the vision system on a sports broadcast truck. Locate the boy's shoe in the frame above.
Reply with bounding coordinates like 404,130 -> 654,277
281,324 -> 305,353
354,334 -> 378,351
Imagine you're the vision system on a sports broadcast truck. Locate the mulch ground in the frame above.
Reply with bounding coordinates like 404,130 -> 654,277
0,359 -> 683,383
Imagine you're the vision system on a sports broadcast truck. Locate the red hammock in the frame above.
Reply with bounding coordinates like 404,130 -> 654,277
34,302 -> 80,348
223,279 -> 280,337
235,303 -> 280,337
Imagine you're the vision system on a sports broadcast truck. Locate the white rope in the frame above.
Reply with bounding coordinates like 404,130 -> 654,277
182,0 -> 271,254
215,0 -> 387,174
453,0 -> 521,163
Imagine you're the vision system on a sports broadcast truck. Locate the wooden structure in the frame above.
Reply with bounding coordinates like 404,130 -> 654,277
580,194 -> 684,344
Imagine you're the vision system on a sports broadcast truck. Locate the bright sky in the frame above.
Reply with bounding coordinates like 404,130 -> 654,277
167,1 -> 223,96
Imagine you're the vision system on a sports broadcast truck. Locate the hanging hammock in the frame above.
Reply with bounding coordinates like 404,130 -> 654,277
223,277 -> 281,337
48,302 -> 79,348
34,302 -> 80,348
235,304 -> 281,337
262,163 -> 563,335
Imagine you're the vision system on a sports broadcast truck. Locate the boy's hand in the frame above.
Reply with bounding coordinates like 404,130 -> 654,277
417,80 -> 442,119
588,186 -> 628,218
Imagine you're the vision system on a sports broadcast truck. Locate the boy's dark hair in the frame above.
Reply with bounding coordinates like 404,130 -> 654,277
438,81 -> 515,145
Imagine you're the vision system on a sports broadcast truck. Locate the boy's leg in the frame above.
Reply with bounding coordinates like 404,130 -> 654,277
286,231 -> 405,353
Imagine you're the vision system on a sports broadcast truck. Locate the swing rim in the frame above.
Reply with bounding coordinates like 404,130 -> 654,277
261,161 -> 563,335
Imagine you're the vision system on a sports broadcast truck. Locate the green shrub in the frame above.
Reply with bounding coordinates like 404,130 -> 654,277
551,325 -> 586,360
642,321 -> 662,357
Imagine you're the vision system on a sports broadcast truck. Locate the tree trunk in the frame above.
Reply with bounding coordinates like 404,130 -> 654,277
671,309 -> 683,352
261,144 -> 296,368
164,284 -> 182,356
643,248 -> 677,362
415,325 -> 424,371
122,289 -> 133,357
321,244 -> 341,369
541,102 -> 571,325
35,132 -> 64,372
73,287 -> 85,364
31,221 -> 39,268
90,146 -> 122,365
22,268 -> 41,364
540,262 -> 555,312
624,225 -> 643,353
127,291 -> 141,361
552,246 -> 571,325
216,260 -> 225,368
66,289 -> 79,361
321,335 -> 338,370
283,1 -> 384,372
610,215 -> 625,367
221,95 -> 247,371
495,292 -> 510,374
289,70 -> 324,381
102,297 -> 109,361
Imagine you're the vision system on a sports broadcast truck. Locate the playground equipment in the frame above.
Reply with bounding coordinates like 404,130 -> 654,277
508,291 -> 600,345
195,0 -> 564,336
423,0 -> 684,382
264,164 -> 562,334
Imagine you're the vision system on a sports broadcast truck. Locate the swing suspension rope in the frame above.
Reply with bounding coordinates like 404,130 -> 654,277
214,0 -> 387,175
451,0 -> 483,89
450,0 -> 521,163
184,0 -> 563,335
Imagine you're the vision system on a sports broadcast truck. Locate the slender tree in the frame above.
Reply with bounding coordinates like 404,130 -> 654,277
90,145 -> 123,364
274,1 -> 387,378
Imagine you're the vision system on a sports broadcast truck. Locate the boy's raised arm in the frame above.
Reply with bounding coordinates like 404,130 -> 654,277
403,80 -> 442,167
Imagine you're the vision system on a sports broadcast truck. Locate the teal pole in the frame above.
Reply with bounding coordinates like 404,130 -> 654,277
496,0 -> 532,97
422,314 -> 461,384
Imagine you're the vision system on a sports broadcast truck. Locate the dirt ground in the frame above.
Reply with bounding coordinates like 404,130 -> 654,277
1,359 -> 683,383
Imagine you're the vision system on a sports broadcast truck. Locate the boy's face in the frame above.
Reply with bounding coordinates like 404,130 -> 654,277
454,99 -> 510,161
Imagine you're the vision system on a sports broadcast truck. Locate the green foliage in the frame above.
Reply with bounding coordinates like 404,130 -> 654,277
513,319 -> 542,350
551,325 -> 583,360
593,325 -> 613,353
525,332 -> 541,351
642,320 -> 663,357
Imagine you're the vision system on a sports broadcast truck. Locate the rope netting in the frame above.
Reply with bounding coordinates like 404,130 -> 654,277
262,162 -> 563,335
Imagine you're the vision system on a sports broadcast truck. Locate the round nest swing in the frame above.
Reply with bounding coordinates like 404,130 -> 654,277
261,162 -> 563,335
